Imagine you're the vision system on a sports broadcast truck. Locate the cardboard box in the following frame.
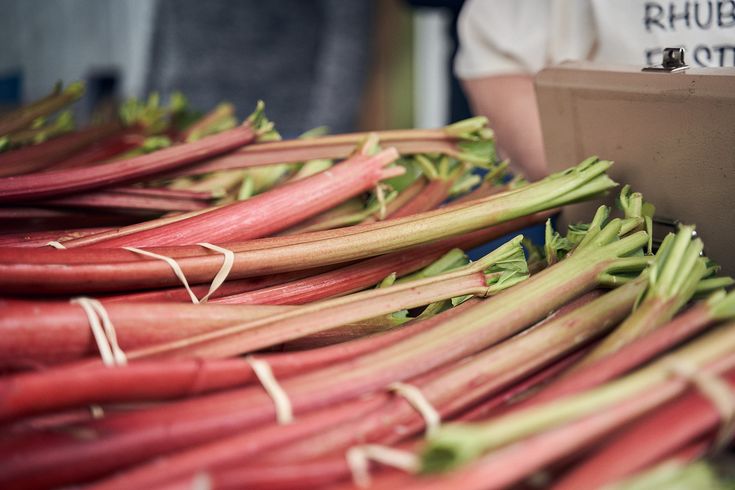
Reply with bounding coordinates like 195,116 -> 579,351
537,62 -> 735,274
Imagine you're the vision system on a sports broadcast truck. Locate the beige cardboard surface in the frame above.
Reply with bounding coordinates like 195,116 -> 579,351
537,62 -> 735,274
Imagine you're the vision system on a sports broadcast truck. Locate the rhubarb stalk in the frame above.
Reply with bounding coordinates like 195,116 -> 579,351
0,123 -> 256,202
574,226 -> 711,368
0,158 -> 617,294
420,322 -> 735,473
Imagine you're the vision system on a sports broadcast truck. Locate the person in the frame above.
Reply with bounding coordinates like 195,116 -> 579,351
455,0 -> 735,180
146,0 -> 372,138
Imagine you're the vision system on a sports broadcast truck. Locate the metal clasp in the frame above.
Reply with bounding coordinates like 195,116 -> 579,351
643,47 -> 690,73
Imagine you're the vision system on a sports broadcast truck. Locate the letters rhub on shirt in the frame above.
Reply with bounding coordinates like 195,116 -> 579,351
642,1 -> 735,66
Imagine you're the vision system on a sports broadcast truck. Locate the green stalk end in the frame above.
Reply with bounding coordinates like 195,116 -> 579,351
299,126 -> 329,139
472,235 -> 525,272
545,219 -> 573,265
421,425 -> 487,473
397,248 -> 468,284
237,176 -> 254,201
695,276 -> 735,296
449,173 -> 481,196
377,272 -> 397,289
444,116 -> 489,138
707,289 -> 735,320
169,91 -> 189,114
415,154 -> 440,180
646,227 -> 707,302
247,100 -> 279,140
483,159 -> 510,185
456,139 -> 496,166
482,237 -> 530,294
140,136 -> 172,154
64,81 -> 86,100
607,460 -> 726,490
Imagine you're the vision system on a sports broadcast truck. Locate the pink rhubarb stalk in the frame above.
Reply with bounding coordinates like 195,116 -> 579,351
0,124 -> 256,202
0,159 -> 615,294
0,299 -> 289,367
84,145 -> 402,247
0,123 -> 123,177
0,227 -> 645,487
552,371 -> 735,489
98,285 -> 638,490
514,289 -> 735,410
0,300 -> 480,424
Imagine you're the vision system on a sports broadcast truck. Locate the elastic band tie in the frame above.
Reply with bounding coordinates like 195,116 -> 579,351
389,382 -> 441,437
196,243 -> 235,303
246,356 -> 293,425
375,184 -> 387,220
71,297 -> 127,367
123,246 -> 200,304
191,471 -> 212,490
346,444 -> 419,488
669,361 -> 735,451
47,241 -> 67,249
89,405 -> 105,419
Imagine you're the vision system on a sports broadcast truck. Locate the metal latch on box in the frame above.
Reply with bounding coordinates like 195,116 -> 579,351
642,47 -> 690,73
651,216 -> 703,255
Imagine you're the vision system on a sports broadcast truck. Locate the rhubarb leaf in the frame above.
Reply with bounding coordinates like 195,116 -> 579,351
456,139 -> 496,166
376,272 -> 397,289
544,219 -> 573,266
396,248 -> 468,285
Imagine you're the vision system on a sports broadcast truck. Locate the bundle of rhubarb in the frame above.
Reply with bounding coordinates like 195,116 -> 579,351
0,85 -> 734,490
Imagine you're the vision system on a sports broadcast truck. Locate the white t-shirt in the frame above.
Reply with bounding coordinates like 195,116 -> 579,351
455,0 -> 735,79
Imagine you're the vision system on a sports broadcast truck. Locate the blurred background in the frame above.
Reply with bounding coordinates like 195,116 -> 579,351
0,0 -> 470,138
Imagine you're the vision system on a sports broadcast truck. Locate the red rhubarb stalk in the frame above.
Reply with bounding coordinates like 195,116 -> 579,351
122,237 -> 528,360
0,300 -> 289,367
0,227 -> 645,487
0,300 -> 480,423
170,117 -> 493,177
0,123 -> 123,177
107,285 -> 638,490
245,286 -> 639,469
0,123 -> 256,202
101,214 -> 540,304
573,226 -> 709,368
49,131 -> 145,170
0,159 -> 616,294
515,289 -> 735,410
0,227 -> 109,247
84,144 -> 402,247
59,204 -> 227,248
102,267 -> 328,303
420,323 -> 735,474
35,189 -> 210,213
410,364 -> 735,490
213,221 -> 534,305
388,178 -> 453,219
552,370 -> 735,489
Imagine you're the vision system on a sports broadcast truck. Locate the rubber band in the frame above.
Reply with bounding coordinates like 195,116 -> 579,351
71,297 -> 127,367
89,404 -> 105,419
246,356 -> 293,425
191,471 -> 212,490
123,244 -> 235,304
196,243 -> 234,303
46,241 -> 67,249
375,184 -> 387,220
90,299 -> 127,366
668,361 -> 735,451
346,444 -> 419,488
123,246 -> 200,304
389,382 -> 441,437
